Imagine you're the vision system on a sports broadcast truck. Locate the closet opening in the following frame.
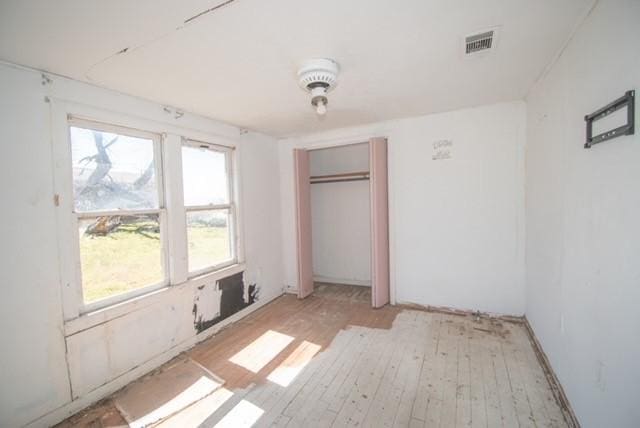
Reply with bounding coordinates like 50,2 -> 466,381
293,138 -> 389,308
310,143 -> 372,301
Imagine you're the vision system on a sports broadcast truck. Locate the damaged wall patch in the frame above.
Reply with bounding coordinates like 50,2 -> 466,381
193,271 -> 259,334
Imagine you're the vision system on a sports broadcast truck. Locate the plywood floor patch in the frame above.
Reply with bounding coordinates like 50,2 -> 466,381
113,356 -> 224,428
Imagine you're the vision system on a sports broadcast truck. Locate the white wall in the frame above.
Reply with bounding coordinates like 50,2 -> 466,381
310,144 -> 371,285
525,1 -> 640,427
0,61 -> 70,428
0,62 -> 284,428
280,101 -> 526,315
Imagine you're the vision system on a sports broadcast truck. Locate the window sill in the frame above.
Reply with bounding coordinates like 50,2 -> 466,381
187,259 -> 238,281
64,263 -> 246,337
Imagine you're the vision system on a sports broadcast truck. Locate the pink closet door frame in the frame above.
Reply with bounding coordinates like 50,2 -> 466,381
370,137 -> 390,308
294,149 -> 314,299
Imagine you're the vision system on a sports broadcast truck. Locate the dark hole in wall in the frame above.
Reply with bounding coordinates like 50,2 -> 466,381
193,271 -> 259,334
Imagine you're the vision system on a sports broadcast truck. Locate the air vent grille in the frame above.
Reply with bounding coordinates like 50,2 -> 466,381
465,31 -> 494,54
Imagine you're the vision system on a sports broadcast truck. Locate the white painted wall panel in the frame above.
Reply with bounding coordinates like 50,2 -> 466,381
238,130 -> 285,296
66,287 -> 193,398
525,1 -> 640,427
0,62 -> 71,428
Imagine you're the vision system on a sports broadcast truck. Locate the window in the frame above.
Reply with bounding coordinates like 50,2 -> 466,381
61,114 -> 240,317
69,120 -> 167,308
182,141 -> 236,275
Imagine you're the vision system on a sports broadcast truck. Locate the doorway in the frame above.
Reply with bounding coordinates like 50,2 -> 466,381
293,138 -> 389,308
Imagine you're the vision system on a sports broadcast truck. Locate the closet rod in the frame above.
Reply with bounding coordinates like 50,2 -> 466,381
310,171 -> 370,184
311,177 -> 369,184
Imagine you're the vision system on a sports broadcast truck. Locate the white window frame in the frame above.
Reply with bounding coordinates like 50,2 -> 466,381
67,117 -> 170,313
51,100 -> 245,326
182,139 -> 238,278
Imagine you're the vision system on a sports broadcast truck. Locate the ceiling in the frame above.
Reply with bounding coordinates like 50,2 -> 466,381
0,0 -> 594,137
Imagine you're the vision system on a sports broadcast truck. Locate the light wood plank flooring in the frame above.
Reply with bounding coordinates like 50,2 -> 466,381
58,284 -> 569,427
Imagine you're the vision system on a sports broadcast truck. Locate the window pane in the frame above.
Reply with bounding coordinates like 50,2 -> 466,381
182,145 -> 229,206
78,214 -> 164,303
70,126 -> 159,212
187,209 -> 232,272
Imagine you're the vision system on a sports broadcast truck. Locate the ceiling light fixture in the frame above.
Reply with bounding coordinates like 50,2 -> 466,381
297,58 -> 339,116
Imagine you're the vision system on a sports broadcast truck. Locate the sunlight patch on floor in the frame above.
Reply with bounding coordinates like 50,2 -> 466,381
229,330 -> 294,373
267,340 -> 321,387
213,399 -> 264,428
156,387 -> 234,427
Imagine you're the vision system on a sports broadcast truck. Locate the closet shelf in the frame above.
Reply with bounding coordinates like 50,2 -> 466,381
310,171 -> 370,184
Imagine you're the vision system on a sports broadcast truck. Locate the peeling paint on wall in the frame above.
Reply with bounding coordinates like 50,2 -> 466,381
192,271 -> 259,334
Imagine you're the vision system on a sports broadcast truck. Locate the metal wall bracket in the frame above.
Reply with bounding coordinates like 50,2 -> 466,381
584,90 -> 635,148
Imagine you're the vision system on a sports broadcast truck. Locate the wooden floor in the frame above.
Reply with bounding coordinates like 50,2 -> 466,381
58,284 -> 569,428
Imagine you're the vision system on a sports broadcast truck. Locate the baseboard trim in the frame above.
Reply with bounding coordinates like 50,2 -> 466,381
395,301 -> 524,324
313,276 -> 371,287
522,317 -> 581,428
25,291 -> 285,428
